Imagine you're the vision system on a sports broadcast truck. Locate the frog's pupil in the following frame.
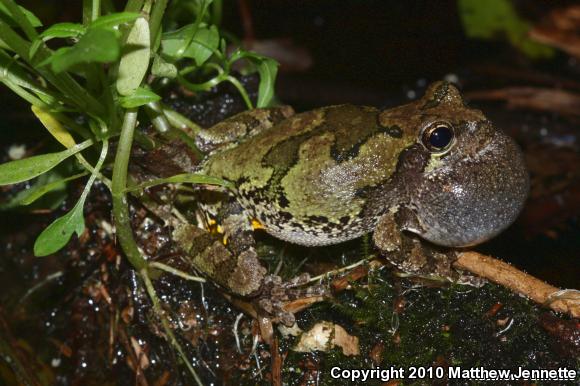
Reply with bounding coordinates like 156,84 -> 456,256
429,125 -> 453,149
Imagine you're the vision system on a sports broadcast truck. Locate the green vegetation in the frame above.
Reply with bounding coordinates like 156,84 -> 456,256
0,0 -> 277,382
458,0 -> 554,59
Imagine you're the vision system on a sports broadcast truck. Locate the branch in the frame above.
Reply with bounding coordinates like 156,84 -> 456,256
454,251 -> 579,318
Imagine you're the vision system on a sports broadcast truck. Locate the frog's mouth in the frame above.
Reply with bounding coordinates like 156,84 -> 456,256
408,130 -> 529,248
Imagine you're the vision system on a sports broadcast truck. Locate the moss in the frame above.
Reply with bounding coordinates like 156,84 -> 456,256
276,265 -> 578,385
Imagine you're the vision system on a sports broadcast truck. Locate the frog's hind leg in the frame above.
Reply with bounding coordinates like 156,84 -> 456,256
216,200 -> 328,325
175,199 -> 268,297
195,106 -> 295,152
176,197 -> 327,326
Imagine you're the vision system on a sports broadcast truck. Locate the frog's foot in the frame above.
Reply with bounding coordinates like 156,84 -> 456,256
383,234 -> 485,286
256,274 -> 328,326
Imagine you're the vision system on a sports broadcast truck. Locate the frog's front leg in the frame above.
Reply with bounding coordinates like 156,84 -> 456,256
373,209 -> 462,280
196,106 -> 295,152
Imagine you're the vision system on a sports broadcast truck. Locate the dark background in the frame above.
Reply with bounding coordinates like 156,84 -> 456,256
4,0 -> 579,289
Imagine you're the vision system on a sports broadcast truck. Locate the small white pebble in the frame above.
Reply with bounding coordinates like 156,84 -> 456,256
444,73 -> 459,84
99,220 -> 114,235
8,144 -> 26,160
51,358 -> 61,367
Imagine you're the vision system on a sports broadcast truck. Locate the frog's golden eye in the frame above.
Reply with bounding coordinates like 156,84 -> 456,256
421,122 -> 455,153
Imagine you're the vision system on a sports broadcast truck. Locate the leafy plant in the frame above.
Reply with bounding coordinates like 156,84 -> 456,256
0,0 -> 278,382
457,0 -> 554,59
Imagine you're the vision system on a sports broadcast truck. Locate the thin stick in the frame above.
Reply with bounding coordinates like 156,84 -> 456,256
149,262 -> 206,283
0,307 -> 42,386
454,251 -> 579,318
308,255 -> 376,283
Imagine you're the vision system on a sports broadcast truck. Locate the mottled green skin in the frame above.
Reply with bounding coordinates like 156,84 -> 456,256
202,104 -> 415,246
183,81 -> 528,302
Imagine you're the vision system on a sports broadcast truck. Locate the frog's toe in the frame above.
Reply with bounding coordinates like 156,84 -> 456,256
278,309 -> 296,326
256,298 -> 296,326
255,274 -> 328,325
261,273 -> 309,289
283,273 -> 311,288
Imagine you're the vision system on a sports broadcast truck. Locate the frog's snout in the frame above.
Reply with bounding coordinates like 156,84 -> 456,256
411,131 -> 529,247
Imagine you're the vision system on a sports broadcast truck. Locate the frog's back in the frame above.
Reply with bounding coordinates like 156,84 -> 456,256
203,104 -> 414,246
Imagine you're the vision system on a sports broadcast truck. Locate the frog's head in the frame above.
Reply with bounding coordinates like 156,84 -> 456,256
386,81 -> 528,247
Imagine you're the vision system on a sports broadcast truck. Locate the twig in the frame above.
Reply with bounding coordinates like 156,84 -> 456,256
270,334 -> 282,386
0,307 -> 42,386
465,87 -> 580,117
149,262 -> 206,283
118,327 -> 149,386
141,269 -> 204,385
454,251 -> 580,318
233,313 -> 244,354
19,270 -> 64,303
308,256 -> 377,283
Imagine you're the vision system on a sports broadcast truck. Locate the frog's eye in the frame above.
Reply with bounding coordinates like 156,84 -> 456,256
421,122 -> 455,153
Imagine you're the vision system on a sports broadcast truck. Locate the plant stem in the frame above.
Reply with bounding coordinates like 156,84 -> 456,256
161,106 -> 203,136
113,107 -> 202,386
149,262 -> 206,283
92,0 -> 101,21
149,0 -> 168,47
211,0 -> 223,26
226,75 -> 253,109
1,79 -> 46,107
145,101 -> 171,133
0,21 -> 106,118
124,0 -> 144,12
111,108 -> 146,271
0,0 -> 38,41
141,268 -> 204,385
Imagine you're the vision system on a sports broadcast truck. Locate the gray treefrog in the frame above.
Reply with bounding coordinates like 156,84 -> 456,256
172,81 -> 528,324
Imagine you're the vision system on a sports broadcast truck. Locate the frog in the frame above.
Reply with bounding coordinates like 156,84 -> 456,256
171,81 -> 528,325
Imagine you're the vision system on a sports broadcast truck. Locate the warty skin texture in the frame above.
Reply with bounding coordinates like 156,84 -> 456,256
202,81 -> 529,249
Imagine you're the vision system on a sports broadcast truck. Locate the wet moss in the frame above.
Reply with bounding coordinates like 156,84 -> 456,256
275,265 -> 578,385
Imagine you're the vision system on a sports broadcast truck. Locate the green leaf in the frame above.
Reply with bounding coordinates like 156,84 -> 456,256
0,140 -> 92,185
28,38 -> 42,58
125,173 -> 233,192
229,50 -> 279,107
18,172 -> 88,206
0,50 -> 56,105
161,24 -> 219,65
184,25 -> 219,65
119,87 -> 161,108
90,12 -> 140,30
39,22 -> 85,39
151,54 -> 177,78
33,197 -> 85,257
117,17 -> 151,96
458,0 -> 554,59
34,140 -> 108,257
0,2 -> 42,28
160,24 -> 194,58
0,171 -> 55,210
50,27 -> 120,73
255,58 -> 278,107
31,105 -> 77,148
